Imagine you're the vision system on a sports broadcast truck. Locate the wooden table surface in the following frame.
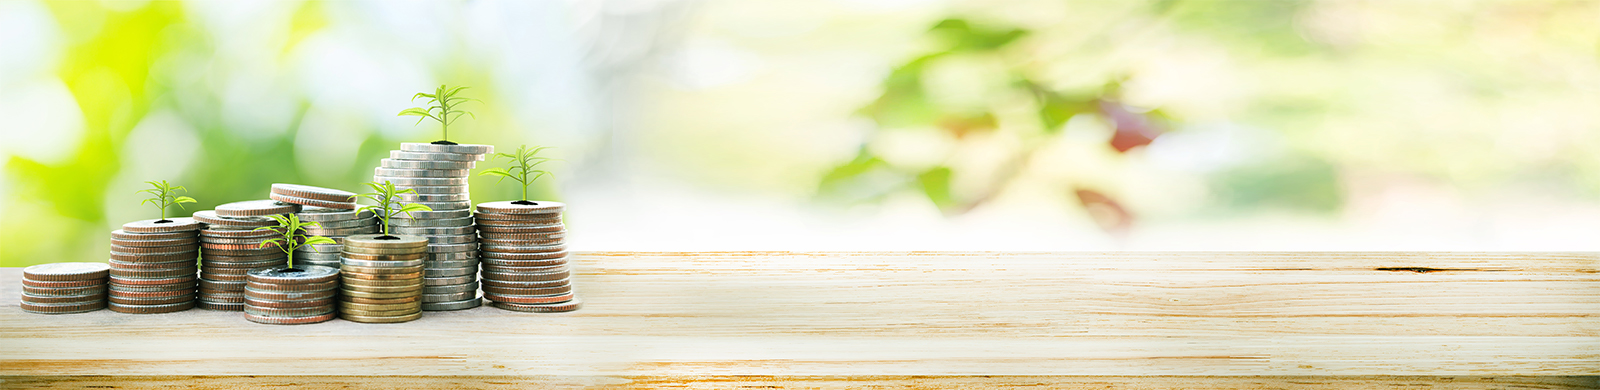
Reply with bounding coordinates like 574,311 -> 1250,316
1,252 -> 1597,388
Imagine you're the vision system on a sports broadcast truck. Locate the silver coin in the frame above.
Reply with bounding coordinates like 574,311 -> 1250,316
424,265 -> 477,277
420,297 -> 481,311
406,201 -> 472,210
424,275 -> 475,286
268,193 -> 356,210
372,176 -> 467,186
391,150 -> 483,162
425,259 -> 478,268
192,211 -> 279,227
395,193 -> 470,202
479,243 -> 566,253
340,258 -> 425,268
215,200 -> 302,218
428,251 -> 478,261
474,201 -> 565,215
391,225 -> 475,235
270,183 -> 357,201
400,143 -> 493,155
428,243 -> 478,253
122,218 -> 203,233
301,243 -> 345,253
24,263 -> 111,280
423,281 -> 478,294
381,159 -> 475,170
292,259 -> 342,269
295,208 -> 375,222
421,235 -> 476,245
393,185 -> 469,195
422,290 -> 476,302
373,167 -> 470,178
389,217 -> 474,227
302,218 -> 376,229
199,236 -> 276,245
389,209 -> 471,219
247,266 -> 340,283
303,225 -> 381,236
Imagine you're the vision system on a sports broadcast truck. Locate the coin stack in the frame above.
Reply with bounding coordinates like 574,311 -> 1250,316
108,218 -> 203,314
340,234 -> 427,323
271,183 -> 375,269
21,263 -> 110,314
377,143 -> 492,311
290,208 -> 378,269
194,200 -> 301,311
476,201 -> 581,313
244,265 -> 340,325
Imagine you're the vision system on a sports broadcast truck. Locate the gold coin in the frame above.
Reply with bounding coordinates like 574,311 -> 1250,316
340,289 -> 421,299
341,271 -> 423,280
340,311 -> 422,323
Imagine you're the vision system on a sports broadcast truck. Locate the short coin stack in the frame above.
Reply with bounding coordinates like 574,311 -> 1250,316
476,201 -> 581,313
21,263 -> 110,314
109,218 -> 203,314
340,234 -> 427,323
194,200 -> 300,311
378,143 -> 492,311
244,265 -> 340,325
290,208 -> 378,269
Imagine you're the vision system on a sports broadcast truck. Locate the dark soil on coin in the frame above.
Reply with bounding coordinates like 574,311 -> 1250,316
376,235 -> 401,240
512,200 -> 537,205
432,140 -> 458,145
284,268 -> 303,273
156,219 -> 174,223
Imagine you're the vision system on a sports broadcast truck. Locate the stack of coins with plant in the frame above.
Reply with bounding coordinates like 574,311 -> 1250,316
388,85 -> 493,311
109,181 -> 202,314
193,199 -> 301,311
244,266 -> 340,325
475,146 -> 579,313
338,181 -> 433,323
269,183 -> 376,268
21,263 -> 110,314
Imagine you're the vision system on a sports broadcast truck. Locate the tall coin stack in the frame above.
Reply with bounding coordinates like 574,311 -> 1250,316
269,184 -> 374,269
194,200 -> 300,311
377,143 -> 492,311
244,265 -> 340,325
476,201 -> 581,313
109,218 -> 203,314
340,234 -> 427,323
21,263 -> 110,314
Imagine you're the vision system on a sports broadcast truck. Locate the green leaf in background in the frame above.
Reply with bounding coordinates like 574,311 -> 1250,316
917,166 -> 955,212
928,18 -> 1029,53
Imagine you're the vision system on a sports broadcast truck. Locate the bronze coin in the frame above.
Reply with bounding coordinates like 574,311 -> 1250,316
107,288 -> 192,299
245,305 -> 335,318
478,243 -> 566,254
341,271 -> 423,280
482,278 -> 570,289
244,280 -> 339,293
200,228 -> 281,238
122,218 -> 203,233
199,236 -> 277,245
110,244 -> 201,255
112,281 -> 197,292
482,284 -> 570,297
340,264 -> 425,274
245,311 -> 338,325
481,268 -> 569,282
111,258 -> 197,269
245,288 -> 337,302
473,224 -> 563,233
478,236 -> 564,246
342,278 -> 422,288
340,306 -> 421,317
196,299 -> 245,310
244,296 -> 335,309
110,267 -> 196,279
480,257 -> 567,268
474,201 -> 564,215
472,214 -> 562,224
111,229 -> 198,240
21,292 -> 105,304
481,264 -> 567,274
108,236 -> 199,248
22,279 -> 104,288
109,293 -> 195,305
202,242 -> 284,251
23,263 -> 111,281
109,300 -> 194,314
480,251 -> 568,261
214,199 -> 302,217
341,295 -> 420,305
339,252 -> 427,261
340,311 -> 422,323
201,252 -> 288,262
270,183 -> 358,202
21,300 -> 107,314
269,192 -> 356,210
197,290 -> 245,300
483,291 -> 575,305
110,251 -> 198,262
25,285 -> 106,297
201,249 -> 284,258
198,278 -> 245,290
199,272 -> 249,282
471,219 -> 560,227
110,274 -> 197,286
489,298 -> 581,313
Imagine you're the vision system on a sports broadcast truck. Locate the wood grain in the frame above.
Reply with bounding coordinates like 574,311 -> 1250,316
1,252 -> 1596,381
2,375 -> 1596,389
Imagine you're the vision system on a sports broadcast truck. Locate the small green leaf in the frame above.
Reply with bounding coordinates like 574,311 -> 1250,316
302,236 -> 337,246
917,166 -> 955,210
174,196 -> 197,204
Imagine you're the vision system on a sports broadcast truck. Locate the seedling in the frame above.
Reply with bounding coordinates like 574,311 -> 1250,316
356,181 -> 433,239
398,84 -> 477,144
138,180 -> 197,223
479,145 -> 555,205
255,214 -> 336,268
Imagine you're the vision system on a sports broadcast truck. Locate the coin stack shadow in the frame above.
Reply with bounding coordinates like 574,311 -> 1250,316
244,265 -> 340,325
476,201 -> 581,313
340,234 -> 428,323
108,218 -> 203,314
22,263 -> 110,314
377,143 -> 492,311
194,200 -> 302,311
271,183 -> 374,269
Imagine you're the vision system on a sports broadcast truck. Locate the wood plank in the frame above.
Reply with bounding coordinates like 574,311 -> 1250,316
1,252 -> 1596,378
2,375 -> 1597,389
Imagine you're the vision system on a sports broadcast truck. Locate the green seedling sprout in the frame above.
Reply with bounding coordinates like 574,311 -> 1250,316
398,84 -> 477,144
255,214 -> 336,268
138,180 -> 197,222
357,181 -> 433,238
479,145 -> 556,204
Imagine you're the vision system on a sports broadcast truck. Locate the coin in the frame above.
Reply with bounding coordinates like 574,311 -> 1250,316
482,284 -> 571,296
479,243 -> 566,254
271,183 -> 358,202
421,290 -> 475,302
390,209 -> 471,220
244,295 -> 336,308
339,301 -> 422,312
341,258 -> 424,268
341,289 -> 422,299
302,225 -> 380,236
247,265 -> 340,284
109,293 -> 196,305
21,300 -> 106,314
270,192 -> 356,210
483,291 -> 576,305
481,264 -> 568,274
23,263 -> 111,281
199,228 -> 280,238
421,298 -> 481,311
25,285 -> 106,297
192,211 -> 279,227
481,256 -> 568,267
341,306 -> 422,317
472,212 -> 562,222
341,264 -> 425,275
110,274 -> 196,286
109,300 -> 194,314
245,287 -> 338,301
479,236 -> 564,246
475,201 -> 565,215
489,298 -> 581,313
475,224 -> 563,234
296,207 -> 376,222
302,218 -> 375,229
373,167 -> 470,178
480,251 -> 568,261
395,193 -> 470,202
122,218 -> 203,233
424,275 -> 475,287
344,234 -> 429,249
341,311 -> 423,323
424,259 -> 478,268
482,278 -> 571,289
391,225 -> 475,235
391,150 -> 483,162
199,236 -> 277,245
482,268 -> 569,282
301,243 -> 344,253
342,277 -> 424,288
107,288 -> 191,299
113,281 -> 197,292
341,295 -> 420,305
111,244 -> 201,255
23,279 -> 104,288
389,217 -> 474,227
372,176 -> 467,186
21,292 -> 105,304
428,251 -> 479,261
421,235 -> 475,245
195,300 -> 245,311
427,243 -> 478,253
245,306 -> 335,318
409,200 -> 471,210
110,251 -> 199,262
111,229 -> 197,240
110,267 -> 196,279
424,266 -> 476,278
381,159 -> 475,170
215,200 -> 303,217
423,281 -> 478,294
245,312 -> 338,325
340,252 -> 427,261
341,271 -> 423,280
400,142 -> 493,154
